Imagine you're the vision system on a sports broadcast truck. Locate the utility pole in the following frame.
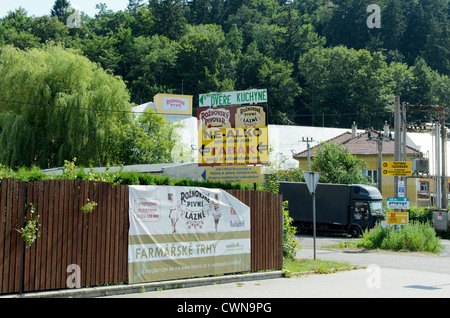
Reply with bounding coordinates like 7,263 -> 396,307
394,97 -> 401,198
394,98 -> 408,199
301,137 -> 314,171
401,101 -> 407,199
435,120 -> 441,209
441,111 -> 448,209
368,123 -> 393,194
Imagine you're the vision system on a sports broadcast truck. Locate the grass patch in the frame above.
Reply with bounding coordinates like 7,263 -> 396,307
283,258 -> 359,276
358,222 -> 443,254
325,222 -> 444,255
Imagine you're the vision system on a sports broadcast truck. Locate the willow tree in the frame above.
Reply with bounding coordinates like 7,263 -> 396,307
0,45 -> 134,168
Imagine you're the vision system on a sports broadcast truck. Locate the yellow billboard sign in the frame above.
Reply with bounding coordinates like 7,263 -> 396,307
382,169 -> 412,176
382,161 -> 412,169
197,105 -> 269,166
198,127 -> 269,166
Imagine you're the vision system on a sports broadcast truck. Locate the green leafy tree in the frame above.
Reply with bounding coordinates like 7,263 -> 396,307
149,0 -> 187,40
0,8 -> 41,50
0,45 -> 133,168
127,0 -> 145,16
31,15 -> 70,44
105,109 -> 177,164
298,46 -> 393,128
125,35 -> 179,103
50,0 -> 71,22
311,142 -> 369,185
175,24 -> 237,105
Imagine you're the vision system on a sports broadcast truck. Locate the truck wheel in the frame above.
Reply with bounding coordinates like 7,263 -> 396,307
349,226 -> 361,238
294,222 -> 302,234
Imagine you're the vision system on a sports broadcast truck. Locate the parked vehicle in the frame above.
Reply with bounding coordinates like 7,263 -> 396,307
279,182 -> 384,237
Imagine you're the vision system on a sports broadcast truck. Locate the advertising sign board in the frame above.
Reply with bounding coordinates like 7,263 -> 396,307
197,105 -> 268,166
199,89 -> 267,107
201,166 -> 263,183
154,93 -> 193,115
386,211 -> 409,225
382,169 -> 412,176
128,186 -> 251,283
382,161 -> 412,169
386,197 -> 410,209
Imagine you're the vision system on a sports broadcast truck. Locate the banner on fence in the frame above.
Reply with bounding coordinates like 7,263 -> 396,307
128,186 -> 251,283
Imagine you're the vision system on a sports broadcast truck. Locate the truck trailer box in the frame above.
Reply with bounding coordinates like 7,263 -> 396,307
279,182 -> 350,225
279,182 -> 383,236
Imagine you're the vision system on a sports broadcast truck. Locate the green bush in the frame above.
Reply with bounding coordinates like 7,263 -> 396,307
359,224 -> 390,249
0,163 -> 254,190
282,201 -> 300,260
407,206 -> 433,223
358,222 -> 443,254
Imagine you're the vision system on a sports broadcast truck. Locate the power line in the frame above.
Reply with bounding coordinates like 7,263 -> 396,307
0,98 -> 401,120
0,99 -> 172,115
287,110 -> 394,118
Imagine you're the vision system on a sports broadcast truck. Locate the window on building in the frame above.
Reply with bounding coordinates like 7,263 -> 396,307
420,181 -> 429,192
364,170 -> 378,184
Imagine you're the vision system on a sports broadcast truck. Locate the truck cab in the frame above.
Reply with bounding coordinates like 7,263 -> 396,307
349,185 -> 384,237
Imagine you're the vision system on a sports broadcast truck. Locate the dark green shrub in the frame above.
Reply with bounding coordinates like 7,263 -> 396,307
407,206 -> 433,223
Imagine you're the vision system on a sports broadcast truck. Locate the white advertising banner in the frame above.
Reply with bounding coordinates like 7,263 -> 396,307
128,186 -> 251,283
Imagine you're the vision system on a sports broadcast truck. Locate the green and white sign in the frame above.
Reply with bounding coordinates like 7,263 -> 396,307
128,186 -> 251,283
386,197 -> 410,209
199,89 -> 267,107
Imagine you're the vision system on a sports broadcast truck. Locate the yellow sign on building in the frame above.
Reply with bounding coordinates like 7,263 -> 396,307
382,161 -> 412,169
382,169 -> 412,176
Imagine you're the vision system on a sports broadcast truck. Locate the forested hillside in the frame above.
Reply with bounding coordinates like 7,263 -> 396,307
1,0 -> 449,130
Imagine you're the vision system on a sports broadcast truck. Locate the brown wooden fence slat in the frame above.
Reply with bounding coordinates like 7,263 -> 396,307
111,185 -> 118,284
225,189 -> 282,272
4,179 -> 13,294
45,180 -> 54,291
9,180 -> 18,293
122,185 -> 129,283
94,181 -> 101,286
100,182 -> 108,285
0,179 -> 6,293
14,180 -> 25,293
86,181 -> 94,287
23,181 -> 32,292
118,184 -> 125,284
51,180 -> 59,290
80,180 -> 87,287
76,180 -> 81,287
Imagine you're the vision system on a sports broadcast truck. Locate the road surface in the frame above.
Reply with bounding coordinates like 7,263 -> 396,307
104,235 -> 450,299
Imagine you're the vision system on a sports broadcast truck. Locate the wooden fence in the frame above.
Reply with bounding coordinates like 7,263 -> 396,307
226,189 -> 283,272
0,179 -> 282,295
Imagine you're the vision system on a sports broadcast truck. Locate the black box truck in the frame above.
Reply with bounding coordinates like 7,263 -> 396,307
279,182 -> 384,237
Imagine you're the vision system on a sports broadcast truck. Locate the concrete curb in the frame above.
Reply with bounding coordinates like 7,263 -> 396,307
1,270 -> 285,298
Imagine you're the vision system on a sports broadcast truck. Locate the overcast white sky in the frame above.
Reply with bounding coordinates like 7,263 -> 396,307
0,0 -> 130,18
